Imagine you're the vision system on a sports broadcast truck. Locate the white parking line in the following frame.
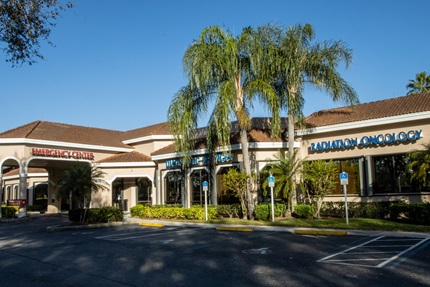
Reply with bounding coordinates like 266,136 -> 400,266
317,236 -> 430,268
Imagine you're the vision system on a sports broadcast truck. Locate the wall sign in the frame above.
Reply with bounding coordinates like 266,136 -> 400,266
310,130 -> 423,152
166,153 -> 233,168
32,148 -> 95,160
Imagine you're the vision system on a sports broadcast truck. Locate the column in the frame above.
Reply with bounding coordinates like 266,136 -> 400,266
365,155 -> 374,197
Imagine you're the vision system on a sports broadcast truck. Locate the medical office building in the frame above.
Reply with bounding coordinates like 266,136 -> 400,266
0,93 -> 429,214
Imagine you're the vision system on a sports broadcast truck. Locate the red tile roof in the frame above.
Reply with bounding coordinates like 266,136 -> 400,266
4,167 -> 47,177
305,93 -> 430,127
0,121 -> 131,149
96,151 -> 152,163
122,122 -> 171,140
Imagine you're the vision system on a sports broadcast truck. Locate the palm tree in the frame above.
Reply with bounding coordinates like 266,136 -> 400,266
406,71 -> 430,95
261,150 -> 302,214
406,142 -> 430,188
258,23 -> 358,209
57,163 -> 108,210
168,26 -> 280,219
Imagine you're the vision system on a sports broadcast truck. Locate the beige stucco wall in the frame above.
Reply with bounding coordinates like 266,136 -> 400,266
302,119 -> 429,161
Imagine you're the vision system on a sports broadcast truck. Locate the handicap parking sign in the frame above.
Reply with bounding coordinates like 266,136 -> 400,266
340,172 -> 348,185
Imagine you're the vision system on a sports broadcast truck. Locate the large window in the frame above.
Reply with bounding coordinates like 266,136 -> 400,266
373,154 -> 425,193
217,166 -> 240,204
191,169 -> 209,205
136,178 -> 152,204
332,158 -> 361,195
165,171 -> 183,204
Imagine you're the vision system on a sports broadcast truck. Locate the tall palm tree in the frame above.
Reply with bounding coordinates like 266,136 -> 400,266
168,26 -> 280,219
57,163 -> 108,210
258,23 -> 358,209
406,71 -> 430,95
406,142 -> 430,188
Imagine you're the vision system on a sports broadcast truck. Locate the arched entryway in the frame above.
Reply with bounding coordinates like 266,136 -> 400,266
111,176 -> 153,210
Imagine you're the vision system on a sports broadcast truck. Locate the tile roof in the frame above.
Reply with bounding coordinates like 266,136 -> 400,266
0,120 -> 132,149
122,122 -> 171,140
305,92 -> 430,128
151,124 -> 288,156
96,151 -> 152,163
4,167 -> 47,177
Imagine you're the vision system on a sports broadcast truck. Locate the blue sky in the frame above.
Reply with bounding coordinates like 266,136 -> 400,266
0,0 -> 429,132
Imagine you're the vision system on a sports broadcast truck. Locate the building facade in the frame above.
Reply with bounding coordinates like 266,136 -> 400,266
1,93 -> 429,214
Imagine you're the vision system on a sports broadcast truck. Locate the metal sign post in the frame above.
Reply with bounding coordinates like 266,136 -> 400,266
340,172 -> 349,225
202,181 -> 209,221
268,175 -> 275,222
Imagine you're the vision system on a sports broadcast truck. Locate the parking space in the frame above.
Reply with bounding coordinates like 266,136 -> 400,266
317,235 -> 430,268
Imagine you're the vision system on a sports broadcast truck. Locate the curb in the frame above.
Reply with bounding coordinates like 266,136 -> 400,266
294,229 -> 348,236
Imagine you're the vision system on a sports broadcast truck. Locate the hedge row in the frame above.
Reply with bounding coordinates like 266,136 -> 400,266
389,202 -> 430,225
130,204 -> 217,220
320,201 -> 395,219
69,206 -> 124,223
1,206 -> 17,218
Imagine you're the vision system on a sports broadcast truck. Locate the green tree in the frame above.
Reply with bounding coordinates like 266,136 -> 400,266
168,26 -> 281,219
57,163 -> 108,210
261,150 -> 302,214
406,71 -> 430,95
406,142 -> 430,188
258,23 -> 358,209
0,0 -> 72,65
301,159 -> 338,218
222,168 -> 250,219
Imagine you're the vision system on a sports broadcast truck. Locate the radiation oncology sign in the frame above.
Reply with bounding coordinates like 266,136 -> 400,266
310,130 -> 424,152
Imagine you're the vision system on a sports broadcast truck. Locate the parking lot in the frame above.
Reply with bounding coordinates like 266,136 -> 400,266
1,215 -> 429,286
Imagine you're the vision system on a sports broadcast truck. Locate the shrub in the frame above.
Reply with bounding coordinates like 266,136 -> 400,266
69,207 -> 123,223
216,204 -> 242,218
293,204 -> 314,219
254,203 -> 286,221
130,204 -> 217,220
390,202 -> 430,225
320,201 -> 398,219
1,206 -> 17,218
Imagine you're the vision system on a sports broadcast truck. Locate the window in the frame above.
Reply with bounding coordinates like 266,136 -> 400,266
165,171 -> 183,204
191,169 -> 209,205
373,154 -> 424,193
332,159 -> 361,195
136,178 -> 152,204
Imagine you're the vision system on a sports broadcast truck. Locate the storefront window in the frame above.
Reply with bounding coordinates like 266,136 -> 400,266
332,159 -> 361,195
217,166 -> 240,204
136,178 -> 152,204
191,169 -> 209,205
373,154 -> 420,193
33,182 -> 48,210
165,171 -> 183,205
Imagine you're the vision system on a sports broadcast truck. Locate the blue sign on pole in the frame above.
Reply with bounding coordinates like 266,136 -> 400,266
340,172 -> 348,185
202,181 -> 208,187
268,176 -> 275,187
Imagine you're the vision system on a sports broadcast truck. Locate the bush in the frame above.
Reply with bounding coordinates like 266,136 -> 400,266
390,202 -> 430,225
254,203 -> 286,221
1,206 -> 17,218
293,204 -> 314,219
130,204 -> 217,220
69,206 -> 124,223
216,204 -> 242,218
320,201 -> 398,219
